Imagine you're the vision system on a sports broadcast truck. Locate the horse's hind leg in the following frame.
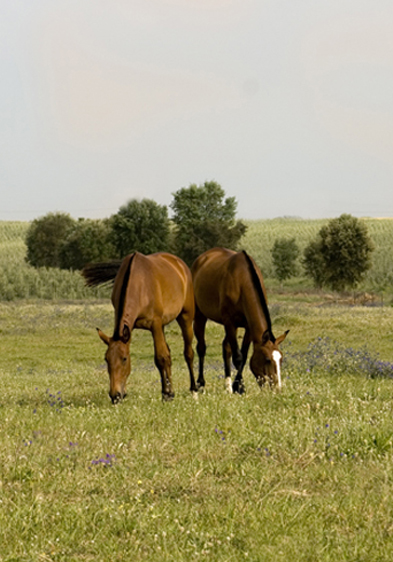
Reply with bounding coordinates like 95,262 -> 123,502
177,312 -> 197,394
232,329 -> 251,395
152,321 -> 174,401
222,335 -> 233,393
194,307 -> 207,390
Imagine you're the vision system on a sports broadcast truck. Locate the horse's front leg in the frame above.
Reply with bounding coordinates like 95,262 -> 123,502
232,329 -> 251,395
152,321 -> 174,401
194,307 -> 207,391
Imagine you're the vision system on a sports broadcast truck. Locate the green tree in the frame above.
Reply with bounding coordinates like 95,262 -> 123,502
271,237 -> 299,283
109,198 -> 170,258
302,239 -> 326,289
303,214 -> 374,291
26,212 -> 75,268
170,181 -> 247,265
59,219 -> 115,270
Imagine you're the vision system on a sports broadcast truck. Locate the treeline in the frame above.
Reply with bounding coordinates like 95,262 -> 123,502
26,181 -> 246,270
26,179 -> 376,293
0,180 -> 390,301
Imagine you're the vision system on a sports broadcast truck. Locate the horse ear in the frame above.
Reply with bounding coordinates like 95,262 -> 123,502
121,324 -> 131,344
261,330 -> 270,345
275,330 -> 289,346
97,328 -> 110,346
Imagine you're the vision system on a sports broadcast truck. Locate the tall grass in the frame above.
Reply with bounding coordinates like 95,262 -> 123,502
0,222 -> 109,300
1,301 -> 393,560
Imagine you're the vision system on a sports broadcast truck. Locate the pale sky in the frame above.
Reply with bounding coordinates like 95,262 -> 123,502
1,0 -> 393,221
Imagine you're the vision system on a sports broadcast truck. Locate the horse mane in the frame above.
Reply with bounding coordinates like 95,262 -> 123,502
113,253 -> 135,342
241,250 -> 275,342
81,260 -> 122,287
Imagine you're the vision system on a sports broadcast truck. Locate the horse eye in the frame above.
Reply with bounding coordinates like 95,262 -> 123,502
122,357 -> 127,364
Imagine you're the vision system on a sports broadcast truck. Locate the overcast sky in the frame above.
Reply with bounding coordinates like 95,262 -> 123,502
1,0 -> 393,221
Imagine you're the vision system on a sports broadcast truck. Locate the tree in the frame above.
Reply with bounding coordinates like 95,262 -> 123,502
170,181 -> 247,265
26,212 -> 75,268
303,214 -> 374,291
59,219 -> 115,270
302,238 -> 326,289
109,198 -> 170,258
271,238 -> 299,283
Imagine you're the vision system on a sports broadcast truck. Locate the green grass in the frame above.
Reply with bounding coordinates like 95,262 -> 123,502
1,300 -> 393,561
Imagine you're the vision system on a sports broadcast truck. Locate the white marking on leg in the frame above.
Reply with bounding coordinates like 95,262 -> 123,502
225,378 -> 233,394
272,350 -> 282,388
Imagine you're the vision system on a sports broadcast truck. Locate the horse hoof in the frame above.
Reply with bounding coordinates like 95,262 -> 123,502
192,391 -> 199,401
225,378 -> 233,394
162,393 -> 175,402
232,382 -> 245,395
197,382 -> 205,393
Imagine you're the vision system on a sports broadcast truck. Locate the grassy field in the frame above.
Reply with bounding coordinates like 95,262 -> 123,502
1,298 -> 393,561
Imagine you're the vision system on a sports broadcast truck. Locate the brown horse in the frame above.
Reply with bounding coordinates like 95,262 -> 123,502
191,247 -> 289,393
83,252 -> 197,403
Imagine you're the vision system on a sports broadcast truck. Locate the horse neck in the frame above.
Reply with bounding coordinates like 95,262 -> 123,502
241,282 -> 271,343
112,255 -> 144,338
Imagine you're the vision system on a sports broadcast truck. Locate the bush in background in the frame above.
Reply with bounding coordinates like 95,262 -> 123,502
59,219 -> 115,270
171,181 -> 247,265
109,199 -> 170,257
303,214 -> 374,291
271,237 -> 300,284
26,212 -> 75,268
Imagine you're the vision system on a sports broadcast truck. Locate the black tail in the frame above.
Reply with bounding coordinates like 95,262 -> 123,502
81,261 -> 122,287
242,250 -> 275,342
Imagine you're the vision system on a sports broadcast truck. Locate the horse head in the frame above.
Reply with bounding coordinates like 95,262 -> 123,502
97,326 -> 131,404
250,329 -> 289,388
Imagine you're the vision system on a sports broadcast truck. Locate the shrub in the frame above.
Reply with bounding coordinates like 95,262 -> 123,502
170,181 -> 247,265
109,199 -> 170,258
271,237 -> 299,283
26,212 -> 75,268
303,214 -> 374,291
59,219 -> 115,270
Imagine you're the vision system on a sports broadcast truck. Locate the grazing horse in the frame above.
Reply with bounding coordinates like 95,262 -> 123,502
191,247 -> 289,393
82,252 -> 197,403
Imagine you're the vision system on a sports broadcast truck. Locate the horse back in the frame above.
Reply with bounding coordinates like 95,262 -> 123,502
192,248 -> 246,323
113,252 -> 193,331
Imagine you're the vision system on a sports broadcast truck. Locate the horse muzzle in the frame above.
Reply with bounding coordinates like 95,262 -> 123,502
109,391 -> 127,405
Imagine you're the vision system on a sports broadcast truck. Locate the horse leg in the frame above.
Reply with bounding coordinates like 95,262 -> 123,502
223,321 -> 242,371
194,307 -> 207,390
177,312 -> 197,394
152,321 -> 174,401
222,335 -> 233,394
232,329 -> 251,395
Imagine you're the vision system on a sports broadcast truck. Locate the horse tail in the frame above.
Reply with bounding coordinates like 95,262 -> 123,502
81,260 -> 123,287
241,250 -> 275,342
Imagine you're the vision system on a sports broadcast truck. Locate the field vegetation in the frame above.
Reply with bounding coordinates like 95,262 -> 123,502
1,300 -> 393,561
1,219 -> 393,560
2,217 -> 393,301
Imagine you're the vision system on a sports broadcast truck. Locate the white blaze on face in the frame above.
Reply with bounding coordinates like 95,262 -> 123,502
272,350 -> 283,388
